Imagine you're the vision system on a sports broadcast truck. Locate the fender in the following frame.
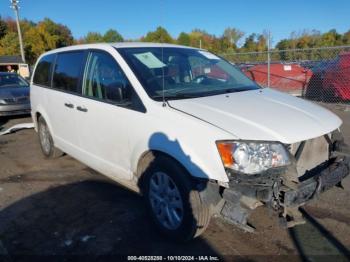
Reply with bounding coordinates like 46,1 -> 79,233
130,134 -> 230,183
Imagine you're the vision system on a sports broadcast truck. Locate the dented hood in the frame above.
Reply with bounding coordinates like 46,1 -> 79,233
168,88 -> 342,144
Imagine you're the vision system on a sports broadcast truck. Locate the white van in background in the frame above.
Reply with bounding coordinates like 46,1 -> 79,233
30,43 -> 349,241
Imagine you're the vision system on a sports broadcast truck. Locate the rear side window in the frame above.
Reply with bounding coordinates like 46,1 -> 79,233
53,51 -> 85,93
33,54 -> 55,86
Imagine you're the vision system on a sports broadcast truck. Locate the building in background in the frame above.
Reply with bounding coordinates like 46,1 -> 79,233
0,55 -> 30,79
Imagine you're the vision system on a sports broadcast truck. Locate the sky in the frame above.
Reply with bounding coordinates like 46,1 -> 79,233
1,0 -> 349,45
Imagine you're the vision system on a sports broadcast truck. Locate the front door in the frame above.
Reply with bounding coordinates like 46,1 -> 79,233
76,50 -> 143,180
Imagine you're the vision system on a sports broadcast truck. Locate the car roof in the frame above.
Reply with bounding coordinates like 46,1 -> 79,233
42,42 -> 199,56
112,42 -> 197,49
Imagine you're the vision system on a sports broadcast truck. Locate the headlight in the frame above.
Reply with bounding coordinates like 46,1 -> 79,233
216,141 -> 290,175
0,99 -> 6,105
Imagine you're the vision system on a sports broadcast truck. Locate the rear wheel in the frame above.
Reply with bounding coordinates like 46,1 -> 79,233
141,154 -> 211,241
38,116 -> 63,158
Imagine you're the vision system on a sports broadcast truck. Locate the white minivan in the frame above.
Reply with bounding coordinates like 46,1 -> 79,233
31,43 -> 349,241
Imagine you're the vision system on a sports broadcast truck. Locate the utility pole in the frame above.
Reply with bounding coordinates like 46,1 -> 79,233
10,0 -> 25,63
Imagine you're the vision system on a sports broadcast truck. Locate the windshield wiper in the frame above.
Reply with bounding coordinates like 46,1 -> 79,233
152,86 -> 258,101
221,86 -> 259,94
152,93 -> 200,101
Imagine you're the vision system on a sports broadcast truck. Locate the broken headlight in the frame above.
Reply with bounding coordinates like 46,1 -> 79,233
216,141 -> 290,175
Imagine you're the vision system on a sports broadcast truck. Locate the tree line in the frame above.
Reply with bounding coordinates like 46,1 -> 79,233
0,16 -> 350,64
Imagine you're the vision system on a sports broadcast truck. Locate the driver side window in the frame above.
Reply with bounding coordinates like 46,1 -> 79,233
82,51 -> 132,103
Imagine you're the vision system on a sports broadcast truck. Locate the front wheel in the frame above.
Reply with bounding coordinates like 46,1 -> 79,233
142,155 -> 211,241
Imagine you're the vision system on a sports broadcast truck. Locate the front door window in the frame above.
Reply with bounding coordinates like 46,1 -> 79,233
82,51 -> 132,104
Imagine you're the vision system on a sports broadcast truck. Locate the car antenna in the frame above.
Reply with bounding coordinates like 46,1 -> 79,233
161,42 -> 166,107
160,0 -> 166,107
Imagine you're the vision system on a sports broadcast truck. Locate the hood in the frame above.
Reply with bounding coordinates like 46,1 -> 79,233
168,88 -> 342,144
0,87 -> 29,100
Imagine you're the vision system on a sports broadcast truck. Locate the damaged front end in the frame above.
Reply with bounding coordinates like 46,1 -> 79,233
218,130 -> 350,231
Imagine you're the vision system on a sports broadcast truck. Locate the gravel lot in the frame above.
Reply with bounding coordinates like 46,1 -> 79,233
0,103 -> 349,261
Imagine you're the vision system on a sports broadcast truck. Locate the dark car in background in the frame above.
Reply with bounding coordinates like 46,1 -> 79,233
0,72 -> 30,116
322,52 -> 350,101
304,52 -> 350,102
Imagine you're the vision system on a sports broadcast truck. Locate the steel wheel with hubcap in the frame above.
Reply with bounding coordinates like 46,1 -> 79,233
141,154 -> 212,241
149,171 -> 184,230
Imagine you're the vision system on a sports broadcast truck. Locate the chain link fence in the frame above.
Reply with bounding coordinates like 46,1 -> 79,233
221,46 -> 350,104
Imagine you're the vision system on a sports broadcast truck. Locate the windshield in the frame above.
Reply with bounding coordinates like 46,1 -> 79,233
117,47 -> 260,100
0,74 -> 28,88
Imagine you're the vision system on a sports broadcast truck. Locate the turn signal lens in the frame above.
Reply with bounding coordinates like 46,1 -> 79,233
217,142 -> 234,167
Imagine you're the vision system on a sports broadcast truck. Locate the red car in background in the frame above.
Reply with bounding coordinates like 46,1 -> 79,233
242,63 -> 313,96
321,52 -> 350,101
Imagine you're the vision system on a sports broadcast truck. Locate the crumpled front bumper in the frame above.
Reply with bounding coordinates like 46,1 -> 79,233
220,149 -> 350,231
282,156 -> 349,207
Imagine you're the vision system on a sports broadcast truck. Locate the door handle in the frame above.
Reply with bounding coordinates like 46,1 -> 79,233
77,106 -> 88,112
64,103 -> 74,108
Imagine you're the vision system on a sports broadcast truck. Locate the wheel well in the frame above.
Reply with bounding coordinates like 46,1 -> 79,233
137,150 -> 179,177
35,112 -> 42,122
136,150 -> 196,189
33,112 -> 42,130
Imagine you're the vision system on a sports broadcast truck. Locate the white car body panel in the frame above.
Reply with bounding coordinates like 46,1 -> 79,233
75,96 -> 137,180
46,89 -> 82,153
169,88 -> 342,144
30,43 -> 342,188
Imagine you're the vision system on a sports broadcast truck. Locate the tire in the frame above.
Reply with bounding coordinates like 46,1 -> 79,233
37,116 -> 63,158
140,154 -> 211,242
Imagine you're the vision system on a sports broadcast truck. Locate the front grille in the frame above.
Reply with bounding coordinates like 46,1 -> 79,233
289,135 -> 330,177
4,98 -> 15,104
4,97 -> 29,104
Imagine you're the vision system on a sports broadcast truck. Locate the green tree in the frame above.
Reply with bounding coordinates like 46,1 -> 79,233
276,39 -> 291,50
143,26 -> 173,43
256,34 -> 267,52
177,32 -> 190,46
343,30 -> 350,44
320,29 -> 342,46
242,33 -> 257,51
0,16 -> 8,39
222,27 -> 244,49
84,32 -> 104,43
103,29 -> 123,42
0,31 -> 19,56
38,18 -> 74,47
21,19 -> 72,63
189,30 -> 209,49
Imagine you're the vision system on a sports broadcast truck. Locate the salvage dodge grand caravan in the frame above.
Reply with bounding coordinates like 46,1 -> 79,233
31,43 -> 350,241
